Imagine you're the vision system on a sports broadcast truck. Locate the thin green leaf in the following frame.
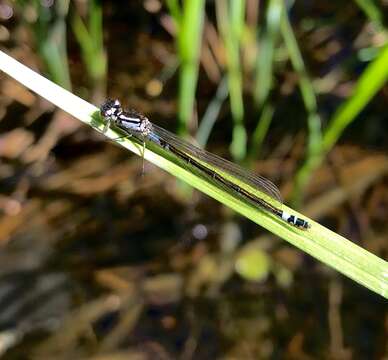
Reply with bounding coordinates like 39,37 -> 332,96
281,7 -> 323,206
196,76 -> 229,147
353,0 -> 384,29
323,44 -> 388,152
253,0 -> 282,107
71,0 -> 106,83
165,0 -> 182,26
250,104 -> 274,157
174,0 -> 205,134
216,0 -> 247,161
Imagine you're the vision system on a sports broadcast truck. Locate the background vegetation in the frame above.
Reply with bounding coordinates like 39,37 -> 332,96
0,0 -> 387,358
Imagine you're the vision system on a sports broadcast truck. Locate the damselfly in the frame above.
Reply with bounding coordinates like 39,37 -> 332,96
100,99 -> 310,230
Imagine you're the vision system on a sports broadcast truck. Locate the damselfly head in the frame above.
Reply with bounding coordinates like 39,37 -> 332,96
100,99 -> 122,120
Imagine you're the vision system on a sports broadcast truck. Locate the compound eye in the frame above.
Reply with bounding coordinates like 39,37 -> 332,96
100,99 -> 122,118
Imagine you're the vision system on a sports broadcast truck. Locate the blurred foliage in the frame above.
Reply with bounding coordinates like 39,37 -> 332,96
16,0 -> 72,89
71,0 -> 107,98
215,0 -> 247,161
166,0 -> 388,204
0,0 -> 387,358
166,0 -> 205,136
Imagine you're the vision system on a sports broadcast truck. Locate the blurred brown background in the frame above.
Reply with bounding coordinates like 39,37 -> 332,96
0,0 -> 387,358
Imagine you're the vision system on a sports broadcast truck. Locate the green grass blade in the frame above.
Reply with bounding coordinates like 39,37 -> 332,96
71,0 -> 107,85
165,0 -> 182,25
40,24 -> 72,90
17,0 -> 72,90
250,104 -> 274,157
284,16 -> 388,208
280,7 -> 323,206
253,0 -> 282,107
249,0 -> 282,161
216,0 -> 247,161
174,0 -> 205,134
0,49 -> 387,298
353,0 -> 384,29
323,44 -> 388,152
196,76 -> 228,147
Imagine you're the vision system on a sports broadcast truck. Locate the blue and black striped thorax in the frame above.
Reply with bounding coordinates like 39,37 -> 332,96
100,99 -> 152,136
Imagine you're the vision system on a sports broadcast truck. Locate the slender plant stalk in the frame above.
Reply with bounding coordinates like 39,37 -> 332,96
353,0 -> 384,29
250,0 -> 282,160
196,76 -> 229,147
280,7 -> 323,207
0,50 -> 387,298
323,44 -> 388,152
23,0 -> 72,90
71,0 -> 107,88
165,0 -> 182,24
250,105 -> 274,157
253,0 -> 282,107
216,0 -> 247,161
167,0 -> 205,135
294,44 -> 388,207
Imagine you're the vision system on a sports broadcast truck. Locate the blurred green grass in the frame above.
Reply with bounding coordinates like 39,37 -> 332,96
1,1 -> 388,355
216,0 -> 247,161
21,0 -> 387,206
17,0 -> 388,218
166,0 -> 205,137
71,0 -> 106,96
16,0 -> 106,96
16,0 -> 72,90
166,0 -> 387,206
21,0 -> 387,207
